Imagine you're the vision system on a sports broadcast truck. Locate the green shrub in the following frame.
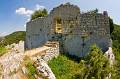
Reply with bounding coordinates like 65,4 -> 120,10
48,44 -> 114,79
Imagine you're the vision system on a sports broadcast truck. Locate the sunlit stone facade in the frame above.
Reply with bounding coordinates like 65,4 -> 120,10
25,3 -> 111,57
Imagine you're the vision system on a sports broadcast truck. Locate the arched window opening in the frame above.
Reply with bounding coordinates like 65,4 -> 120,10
54,17 -> 62,33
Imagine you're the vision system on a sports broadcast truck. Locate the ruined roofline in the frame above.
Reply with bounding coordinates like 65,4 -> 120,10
49,2 -> 80,14
26,15 -> 48,26
80,12 -> 108,17
27,3 -> 108,25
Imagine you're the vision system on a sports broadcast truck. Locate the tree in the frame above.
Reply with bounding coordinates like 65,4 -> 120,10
31,9 -> 48,20
109,18 -> 114,34
76,44 -> 114,79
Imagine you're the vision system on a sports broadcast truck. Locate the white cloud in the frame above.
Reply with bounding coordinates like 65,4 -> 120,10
35,4 -> 45,10
15,4 -> 46,24
16,7 -> 34,17
16,4 -> 45,17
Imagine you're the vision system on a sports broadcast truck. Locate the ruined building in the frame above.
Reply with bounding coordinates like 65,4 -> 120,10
25,3 -> 111,57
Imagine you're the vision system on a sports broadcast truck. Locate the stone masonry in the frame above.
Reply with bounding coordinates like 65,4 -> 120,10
25,3 -> 111,57
25,41 -> 59,79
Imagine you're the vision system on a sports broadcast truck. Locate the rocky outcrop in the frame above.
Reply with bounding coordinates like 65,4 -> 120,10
105,47 -> 115,79
105,47 -> 115,65
0,41 -> 24,79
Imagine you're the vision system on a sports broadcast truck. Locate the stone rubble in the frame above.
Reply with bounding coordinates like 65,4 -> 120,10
29,41 -> 59,79
0,41 -> 24,79
36,59 -> 56,79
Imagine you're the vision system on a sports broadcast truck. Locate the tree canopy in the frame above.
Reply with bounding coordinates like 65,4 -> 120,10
109,18 -> 114,34
75,44 -> 113,79
31,9 -> 48,20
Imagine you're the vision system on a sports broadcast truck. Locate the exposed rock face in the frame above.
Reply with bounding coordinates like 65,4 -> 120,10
105,47 -> 115,65
104,47 -> 115,79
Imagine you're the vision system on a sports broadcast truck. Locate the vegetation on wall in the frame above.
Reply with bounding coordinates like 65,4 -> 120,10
31,9 -> 48,20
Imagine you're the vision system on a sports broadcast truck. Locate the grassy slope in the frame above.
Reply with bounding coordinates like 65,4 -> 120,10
0,31 -> 26,46
48,55 -> 81,79
0,46 -> 7,56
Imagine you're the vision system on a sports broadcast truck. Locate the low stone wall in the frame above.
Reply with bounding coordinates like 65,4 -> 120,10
25,41 -> 59,79
1,41 -> 24,79
6,41 -> 24,53
25,41 -> 59,61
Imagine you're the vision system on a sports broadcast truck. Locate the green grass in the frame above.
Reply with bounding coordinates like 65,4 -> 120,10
48,55 -> 81,79
23,56 -> 37,79
0,45 -> 7,56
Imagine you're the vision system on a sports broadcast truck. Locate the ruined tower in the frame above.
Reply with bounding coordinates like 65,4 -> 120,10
25,3 -> 111,57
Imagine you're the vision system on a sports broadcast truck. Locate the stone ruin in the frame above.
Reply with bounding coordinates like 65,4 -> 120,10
25,3 -> 111,57
25,41 -> 59,79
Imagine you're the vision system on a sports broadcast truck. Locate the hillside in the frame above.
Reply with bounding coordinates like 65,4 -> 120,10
0,24 -> 120,79
111,24 -> 120,49
0,31 -> 26,46
0,37 -> 3,42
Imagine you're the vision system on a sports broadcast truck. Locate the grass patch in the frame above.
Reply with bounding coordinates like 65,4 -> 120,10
48,55 -> 81,79
0,45 -> 7,56
23,56 -> 37,79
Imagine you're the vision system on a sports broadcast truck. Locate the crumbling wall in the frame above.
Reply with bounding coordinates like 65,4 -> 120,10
25,3 -> 111,57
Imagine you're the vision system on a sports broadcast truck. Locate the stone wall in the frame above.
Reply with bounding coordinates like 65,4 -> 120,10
25,3 -> 111,57
25,41 -> 59,79
25,41 -> 59,61
1,41 -> 24,79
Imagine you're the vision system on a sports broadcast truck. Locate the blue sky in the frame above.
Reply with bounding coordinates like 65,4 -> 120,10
0,0 -> 120,36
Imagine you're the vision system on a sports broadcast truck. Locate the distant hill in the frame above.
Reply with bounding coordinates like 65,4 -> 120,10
0,37 -> 3,42
0,31 -> 26,46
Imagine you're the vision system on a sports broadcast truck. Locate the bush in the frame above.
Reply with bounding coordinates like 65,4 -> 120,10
31,9 -> 48,20
48,44 -> 114,79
